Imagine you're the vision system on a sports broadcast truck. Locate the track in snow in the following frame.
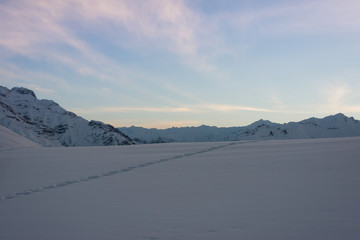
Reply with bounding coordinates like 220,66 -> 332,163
1,141 -> 250,201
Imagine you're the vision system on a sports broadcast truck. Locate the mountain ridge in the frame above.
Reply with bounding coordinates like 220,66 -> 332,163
0,86 -> 134,147
119,113 -> 360,143
2,85 -> 360,146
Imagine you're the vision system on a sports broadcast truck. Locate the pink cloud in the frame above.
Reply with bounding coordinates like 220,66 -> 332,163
0,0 -> 219,87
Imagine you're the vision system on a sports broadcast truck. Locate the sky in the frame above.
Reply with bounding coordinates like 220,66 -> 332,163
1,0 -> 360,129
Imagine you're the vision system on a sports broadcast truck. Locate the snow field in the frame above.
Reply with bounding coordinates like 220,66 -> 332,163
1,138 -> 360,239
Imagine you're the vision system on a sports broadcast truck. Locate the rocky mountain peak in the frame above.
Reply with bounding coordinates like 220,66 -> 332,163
0,85 -> 134,147
11,87 -> 37,98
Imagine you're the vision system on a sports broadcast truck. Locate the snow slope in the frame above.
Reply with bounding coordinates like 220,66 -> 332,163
120,113 -> 360,143
1,138 -> 360,239
0,125 -> 40,149
0,86 -> 134,146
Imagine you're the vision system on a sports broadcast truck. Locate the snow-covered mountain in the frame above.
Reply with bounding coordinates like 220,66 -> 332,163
2,85 -> 358,146
0,86 -> 134,147
119,113 -> 360,143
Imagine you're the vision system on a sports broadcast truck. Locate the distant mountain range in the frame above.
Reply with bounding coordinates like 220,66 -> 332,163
119,113 -> 360,143
1,85 -> 360,147
0,86 -> 134,147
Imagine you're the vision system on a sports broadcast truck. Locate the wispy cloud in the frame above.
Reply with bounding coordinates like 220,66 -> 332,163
73,103 -> 279,115
320,82 -> 360,114
326,83 -> 350,106
199,104 -> 279,113
0,0 -> 216,73
78,0 -> 219,72
3,0 -> 357,87
2,0 -> 359,72
102,106 -> 192,113
220,0 -> 360,34
0,0 -> 224,105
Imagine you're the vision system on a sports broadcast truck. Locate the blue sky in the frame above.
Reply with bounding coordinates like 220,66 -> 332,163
1,0 -> 360,128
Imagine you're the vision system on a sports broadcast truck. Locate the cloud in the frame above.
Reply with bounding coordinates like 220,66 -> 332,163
0,1 -> 108,75
0,0 -> 215,71
200,104 -> 278,113
73,103 -> 279,115
319,82 -> 360,114
220,0 -> 360,34
79,0 -> 218,72
73,0 -> 199,51
2,0 -> 359,74
326,84 -> 350,106
102,106 -> 192,113
0,0 -> 224,105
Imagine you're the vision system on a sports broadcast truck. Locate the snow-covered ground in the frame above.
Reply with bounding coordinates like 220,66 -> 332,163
1,138 -> 360,239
